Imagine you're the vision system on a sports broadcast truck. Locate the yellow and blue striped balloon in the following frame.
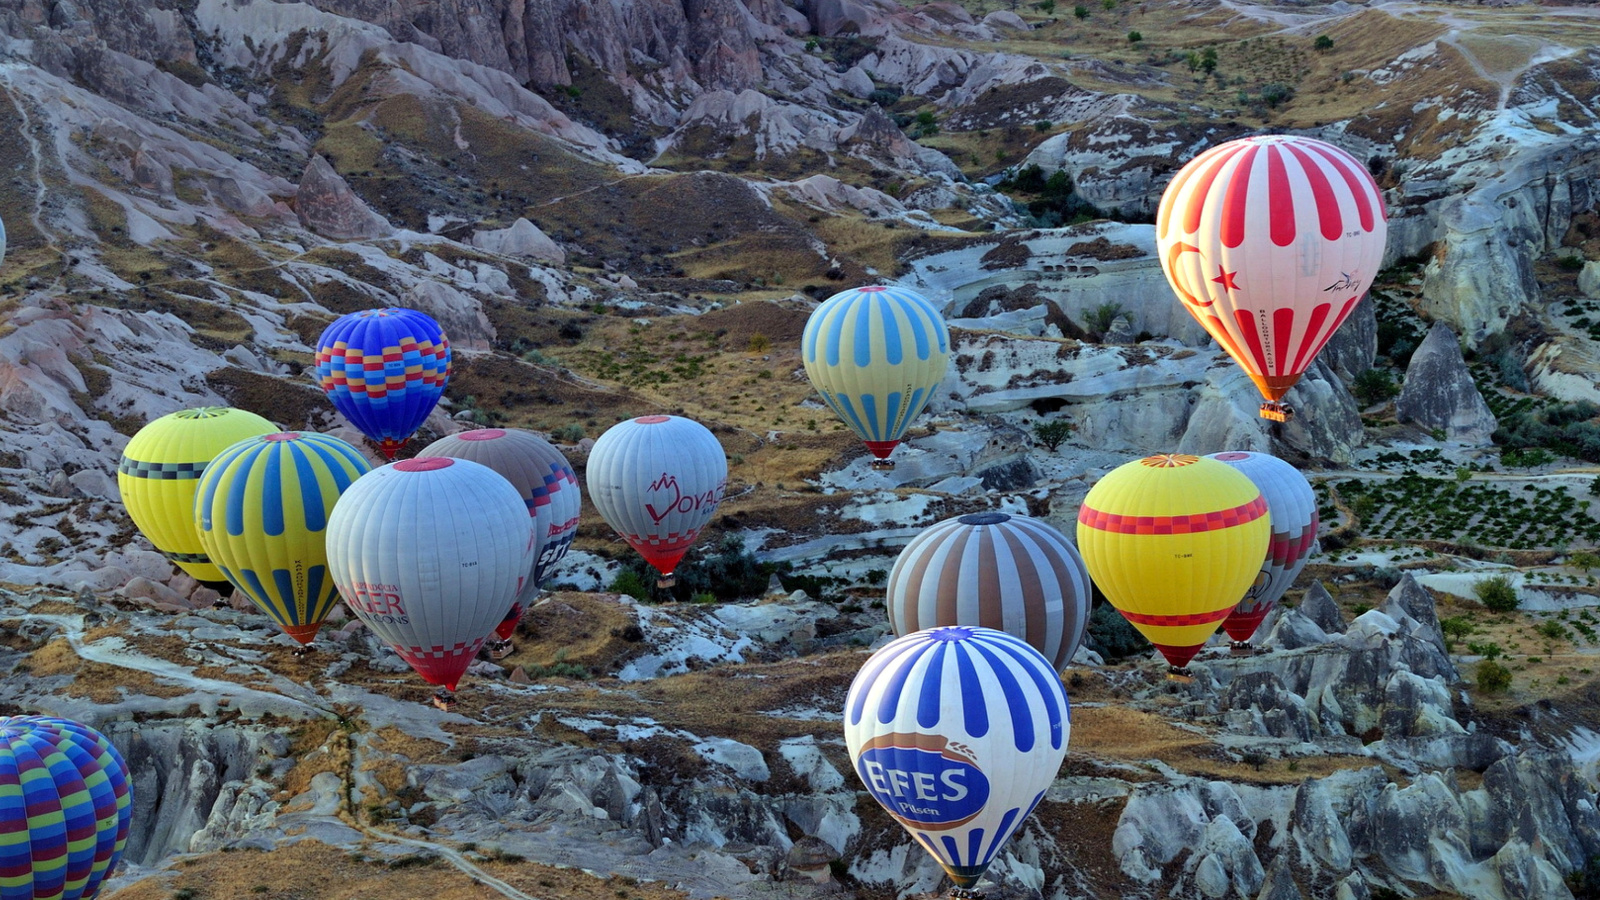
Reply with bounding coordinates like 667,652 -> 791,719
194,432 -> 372,644
802,285 -> 949,467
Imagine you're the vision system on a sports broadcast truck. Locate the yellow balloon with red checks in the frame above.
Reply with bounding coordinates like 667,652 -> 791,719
1076,454 -> 1270,670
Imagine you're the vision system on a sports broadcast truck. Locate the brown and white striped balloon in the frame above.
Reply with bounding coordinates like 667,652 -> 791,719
886,512 -> 1093,671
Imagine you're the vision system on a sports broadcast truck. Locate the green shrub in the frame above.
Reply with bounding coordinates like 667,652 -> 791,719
1558,255 -> 1586,272
1313,34 -> 1334,51
1074,4 -> 1089,18
1476,659 -> 1513,693
1352,368 -> 1399,406
551,423 -> 585,442
1467,641 -> 1503,659
1033,419 -> 1074,452
1474,574 -> 1520,612
1085,602 -> 1150,660
610,569 -> 651,602
1127,30 -> 1142,43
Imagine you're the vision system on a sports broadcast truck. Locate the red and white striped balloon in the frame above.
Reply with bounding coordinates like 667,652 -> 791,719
1157,134 -> 1387,420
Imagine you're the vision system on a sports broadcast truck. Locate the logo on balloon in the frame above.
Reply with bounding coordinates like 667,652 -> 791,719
643,473 -> 726,525
854,734 -> 990,830
343,581 -> 410,624
1323,272 -> 1362,293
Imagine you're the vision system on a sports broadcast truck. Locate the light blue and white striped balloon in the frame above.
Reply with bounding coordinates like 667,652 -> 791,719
802,285 -> 950,463
844,626 -> 1070,892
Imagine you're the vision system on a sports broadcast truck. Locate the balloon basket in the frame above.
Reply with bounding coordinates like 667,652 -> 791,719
431,689 -> 457,712
488,640 -> 514,661
869,459 -> 896,471
292,644 -> 315,658
1259,401 -> 1293,423
1166,666 -> 1194,683
1229,641 -> 1257,657
656,574 -> 677,589
948,888 -> 986,900
212,598 -> 230,610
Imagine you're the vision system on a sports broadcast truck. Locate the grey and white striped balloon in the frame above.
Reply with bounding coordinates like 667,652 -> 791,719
886,513 -> 1093,671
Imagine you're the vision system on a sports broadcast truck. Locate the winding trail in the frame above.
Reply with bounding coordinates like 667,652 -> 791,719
357,826 -> 543,900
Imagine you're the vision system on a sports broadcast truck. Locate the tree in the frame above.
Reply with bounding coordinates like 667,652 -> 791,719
1074,4 -> 1090,18
1037,0 -> 1057,12
1571,550 -> 1600,574
1476,659 -> 1512,693
1127,30 -> 1142,43
1313,34 -> 1334,51
1034,419 -> 1074,451
1474,574 -> 1519,613
1352,368 -> 1399,406
1199,46 -> 1217,74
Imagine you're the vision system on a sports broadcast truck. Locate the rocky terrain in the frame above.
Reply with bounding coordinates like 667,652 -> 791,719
3,0 -> 1600,898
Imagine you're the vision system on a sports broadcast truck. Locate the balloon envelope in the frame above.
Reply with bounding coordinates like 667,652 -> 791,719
118,406 -> 278,582
1157,135 -> 1387,418
586,415 -> 726,580
326,456 -> 533,690
312,308 -> 451,459
0,715 -> 132,900
195,431 -> 372,643
1205,451 -> 1319,643
802,285 -> 950,462
887,512 -> 1092,671
419,428 -> 581,639
844,626 -> 1069,891
1076,454 -> 1270,669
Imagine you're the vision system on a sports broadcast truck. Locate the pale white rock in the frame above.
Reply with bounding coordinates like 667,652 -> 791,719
981,10 -> 1029,31
777,736 -> 845,793
837,65 -> 876,99
1396,322 -> 1497,442
780,175 -> 905,219
295,155 -> 391,241
400,281 -> 496,352
121,576 -> 190,609
1580,260 -> 1600,299
1528,337 -> 1600,406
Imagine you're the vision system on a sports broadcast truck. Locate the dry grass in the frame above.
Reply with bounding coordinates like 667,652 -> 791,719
101,839 -> 693,900
506,592 -> 642,675
369,725 -> 453,765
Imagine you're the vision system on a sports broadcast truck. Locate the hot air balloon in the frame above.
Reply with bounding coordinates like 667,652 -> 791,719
587,415 -> 726,589
1076,454 -> 1269,678
0,715 -> 132,900
194,432 -> 372,650
419,428 -> 581,656
1205,451 -> 1319,651
1157,134 -> 1388,422
118,407 -> 277,584
326,456 -> 533,708
802,285 -> 950,470
886,513 -> 1093,672
1,216 -> 7,268
312,308 -> 451,459
844,626 -> 1069,898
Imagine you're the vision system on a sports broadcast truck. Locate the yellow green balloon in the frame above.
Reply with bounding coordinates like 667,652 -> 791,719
195,432 -> 371,643
117,407 -> 277,582
1075,454 -> 1269,671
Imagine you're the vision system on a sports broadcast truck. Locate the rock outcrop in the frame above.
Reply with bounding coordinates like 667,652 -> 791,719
469,218 -> 565,264
1396,322 -> 1497,442
295,155 -> 392,241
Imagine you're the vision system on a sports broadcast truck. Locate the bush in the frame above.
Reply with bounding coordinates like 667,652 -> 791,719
1352,368 -> 1400,406
1467,641 -> 1503,659
1474,574 -> 1519,612
1476,659 -> 1513,693
1034,119 -> 1053,132
1127,30 -> 1142,42
867,87 -> 901,107
1313,34 -> 1334,51
559,321 -> 584,341
1036,0 -> 1056,12
1083,300 -> 1127,335
610,569 -> 651,602
1034,419 -> 1074,452
1085,602 -> 1151,660
748,332 -> 770,353
551,423 -> 585,442
1074,4 -> 1089,18
1558,255 -> 1586,272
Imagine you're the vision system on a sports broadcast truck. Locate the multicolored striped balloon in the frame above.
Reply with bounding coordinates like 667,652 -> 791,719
586,415 -> 726,586
887,513 -> 1092,671
0,716 -> 132,900
195,432 -> 372,644
802,285 -> 950,468
844,626 -> 1070,893
326,456 -> 534,691
312,308 -> 451,459
418,428 -> 581,639
118,407 -> 278,582
1205,451 -> 1319,643
1076,454 -> 1269,671
1157,135 -> 1387,422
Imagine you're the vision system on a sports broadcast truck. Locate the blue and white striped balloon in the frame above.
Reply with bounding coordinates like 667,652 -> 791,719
844,626 -> 1070,892
802,285 -> 950,464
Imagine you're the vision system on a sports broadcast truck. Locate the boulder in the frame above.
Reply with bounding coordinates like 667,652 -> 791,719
837,65 -> 876,99
1299,582 -> 1347,634
1290,777 -> 1353,874
400,281 -> 496,352
121,575 -> 189,610
1257,856 -> 1305,900
294,155 -> 391,241
981,10 -> 1030,31
469,218 -> 565,265
1256,603 -> 1331,652
1395,322 -> 1497,442
1580,260 -> 1600,299
1221,671 -> 1316,742
1184,816 -> 1263,899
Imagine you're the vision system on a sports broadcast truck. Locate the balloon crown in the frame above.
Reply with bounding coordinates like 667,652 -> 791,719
634,415 -> 671,424
1213,451 -> 1254,461
262,432 -> 303,442
928,625 -> 976,642
458,429 -> 508,441
173,407 -> 231,419
394,457 -> 455,472
1140,454 -> 1200,468
957,512 -> 1011,526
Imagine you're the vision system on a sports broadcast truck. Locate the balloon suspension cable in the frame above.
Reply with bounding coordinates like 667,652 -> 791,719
431,688 -> 457,712
1166,666 -> 1194,683
1259,401 -> 1294,423
292,644 -> 315,658
1229,640 -> 1256,656
948,888 -> 986,900
488,639 -> 515,661
869,458 -> 896,471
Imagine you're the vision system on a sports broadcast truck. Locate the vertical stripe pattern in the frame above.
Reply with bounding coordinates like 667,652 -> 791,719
1076,454 -> 1269,668
1156,135 -> 1388,402
325,456 -> 535,691
0,716 -> 131,900
844,627 -> 1069,891
117,407 -> 278,582
1205,452 -> 1320,643
312,308 -> 451,458
801,286 -> 950,460
194,432 -> 372,644
887,513 -> 1093,671
586,416 -> 727,578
